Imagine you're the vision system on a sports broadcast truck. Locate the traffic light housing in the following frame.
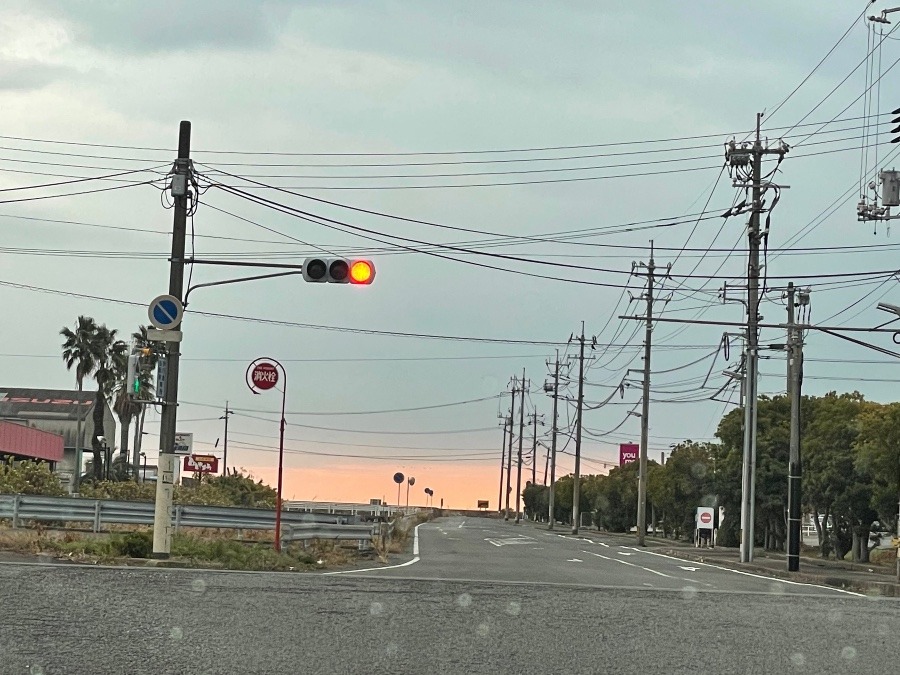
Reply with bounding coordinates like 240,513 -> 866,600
303,258 -> 375,284
126,347 -> 153,398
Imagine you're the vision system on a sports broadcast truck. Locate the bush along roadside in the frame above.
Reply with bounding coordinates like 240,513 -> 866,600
0,528 -> 364,571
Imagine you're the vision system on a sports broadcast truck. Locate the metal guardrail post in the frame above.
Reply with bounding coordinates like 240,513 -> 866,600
12,495 -> 20,528
174,505 -> 182,534
93,500 -> 101,533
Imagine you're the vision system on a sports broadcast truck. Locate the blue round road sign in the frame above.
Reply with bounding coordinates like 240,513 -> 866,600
149,294 -> 184,329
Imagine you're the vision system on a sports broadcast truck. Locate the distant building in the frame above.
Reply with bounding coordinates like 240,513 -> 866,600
0,387 -> 116,492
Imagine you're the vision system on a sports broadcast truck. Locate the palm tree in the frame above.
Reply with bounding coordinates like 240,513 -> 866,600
91,324 -> 125,481
61,316 -> 100,490
113,326 -> 156,481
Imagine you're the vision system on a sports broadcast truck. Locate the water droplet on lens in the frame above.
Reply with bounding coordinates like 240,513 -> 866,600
476,622 -> 490,637
385,642 -> 399,656
827,608 -> 841,623
170,626 -> 183,640
769,581 -> 785,595
506,601 -> 521,616
789,652 -> 805,667
30,666 -> 44,675
840,646 -> 857,660
370,601 -> 384,616
456,593 -> 472,608
190,578 -> 206,594
681,585 -> 698,600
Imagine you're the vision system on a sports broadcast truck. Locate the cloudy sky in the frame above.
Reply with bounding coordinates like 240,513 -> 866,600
1,1 -> 898,508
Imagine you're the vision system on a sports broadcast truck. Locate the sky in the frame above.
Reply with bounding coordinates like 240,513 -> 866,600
2,0 -> 899,510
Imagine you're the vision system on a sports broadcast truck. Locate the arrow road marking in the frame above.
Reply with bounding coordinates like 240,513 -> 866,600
679,566 -> 700,572
567,558 -> 583,563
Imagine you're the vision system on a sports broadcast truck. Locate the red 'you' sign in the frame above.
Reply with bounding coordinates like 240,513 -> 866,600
619,443 -> 639,466
251,362 -> 279,390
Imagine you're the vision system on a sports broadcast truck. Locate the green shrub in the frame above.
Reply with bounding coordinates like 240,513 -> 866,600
0,459 -> 66,496
117,531 -> 152,558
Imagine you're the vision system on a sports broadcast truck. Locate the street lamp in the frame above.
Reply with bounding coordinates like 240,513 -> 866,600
140,452 -> 147,482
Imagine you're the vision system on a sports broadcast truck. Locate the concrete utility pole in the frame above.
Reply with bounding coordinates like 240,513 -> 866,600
152,121 -> 191,559
527,411 -> 542,488
505,382 -> 516,521
635,243 -> 656,547
786,283 -> 808,572
498,414 -> 508,513
515,368 -> 527,524
220,402 -> 233,476
547,351 -> 560,529
572,324 -> 586,535
725,113 -> 789,564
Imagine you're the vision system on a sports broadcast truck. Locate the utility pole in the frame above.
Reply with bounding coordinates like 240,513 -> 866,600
786,283 -> 808,572
546,351 -> 560,529
527,411 -> 542,487
504,381 -> 516,521
725,113 -> 789,563
152,121 -> 192,559
514,368 -> 527,525
635,243 -> 656,547
220,401 -> 234,476
572,324 -> 586,535
498,414 -> 508,513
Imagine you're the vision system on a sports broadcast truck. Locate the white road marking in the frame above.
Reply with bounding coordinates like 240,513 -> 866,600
679,566 -> 700,572
567,558 -> 583,563
617,552 -> 634,556
458,520 -> 465,529
485,536 -> 536,547
326,523 -> 423,575
584,551 -> 672,578
620,546 -> 866,597
598,542 -> 610,548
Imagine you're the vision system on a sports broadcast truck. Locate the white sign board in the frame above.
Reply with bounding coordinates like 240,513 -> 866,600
174,432 -> 193,456
696,506 -> 715,530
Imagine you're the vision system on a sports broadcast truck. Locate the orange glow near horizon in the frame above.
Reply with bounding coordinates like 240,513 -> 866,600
240,462 -> 502,510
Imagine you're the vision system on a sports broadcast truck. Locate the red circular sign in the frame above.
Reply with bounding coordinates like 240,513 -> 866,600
251,362 -> 279,390
700,511 -> 712,524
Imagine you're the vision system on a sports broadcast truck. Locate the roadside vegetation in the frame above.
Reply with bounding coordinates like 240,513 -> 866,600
523,391 -> 900,565
0,527 -> 357,571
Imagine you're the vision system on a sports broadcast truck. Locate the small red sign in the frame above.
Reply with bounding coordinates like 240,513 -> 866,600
700,512 -> 712,524
251,362 -> 279,390
184,454 -> 219,473
619,443 -> 639,466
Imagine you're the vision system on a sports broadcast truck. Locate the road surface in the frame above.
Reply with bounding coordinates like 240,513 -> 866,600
1,517 -> 897,674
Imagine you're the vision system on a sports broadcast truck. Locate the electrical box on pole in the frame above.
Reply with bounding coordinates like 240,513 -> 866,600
881,170 -> 900,207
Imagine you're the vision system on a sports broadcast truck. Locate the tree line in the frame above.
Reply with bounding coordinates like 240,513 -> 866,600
522,391 -> 898,562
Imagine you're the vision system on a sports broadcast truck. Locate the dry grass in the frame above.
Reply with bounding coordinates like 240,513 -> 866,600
0,523 -> 363,570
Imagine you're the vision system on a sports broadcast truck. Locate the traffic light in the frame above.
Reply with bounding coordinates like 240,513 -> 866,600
126,347 -> 153,398
303,258 -> 376,284
891,107 -> 900,143
127,354 -> 139,395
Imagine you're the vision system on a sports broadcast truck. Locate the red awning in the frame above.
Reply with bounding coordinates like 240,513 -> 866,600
0,421 -> 64,462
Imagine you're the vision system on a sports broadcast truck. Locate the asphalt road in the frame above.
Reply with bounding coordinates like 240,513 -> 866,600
1,516 -> 897,674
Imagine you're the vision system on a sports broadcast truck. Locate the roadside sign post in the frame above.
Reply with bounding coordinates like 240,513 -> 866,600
696,506 -> 716,548
393,472 -> 404,509
246,358 -> 287,552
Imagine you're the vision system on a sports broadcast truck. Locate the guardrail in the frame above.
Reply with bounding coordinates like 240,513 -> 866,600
0,494 -> 376,546
283,500 -> 404,518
